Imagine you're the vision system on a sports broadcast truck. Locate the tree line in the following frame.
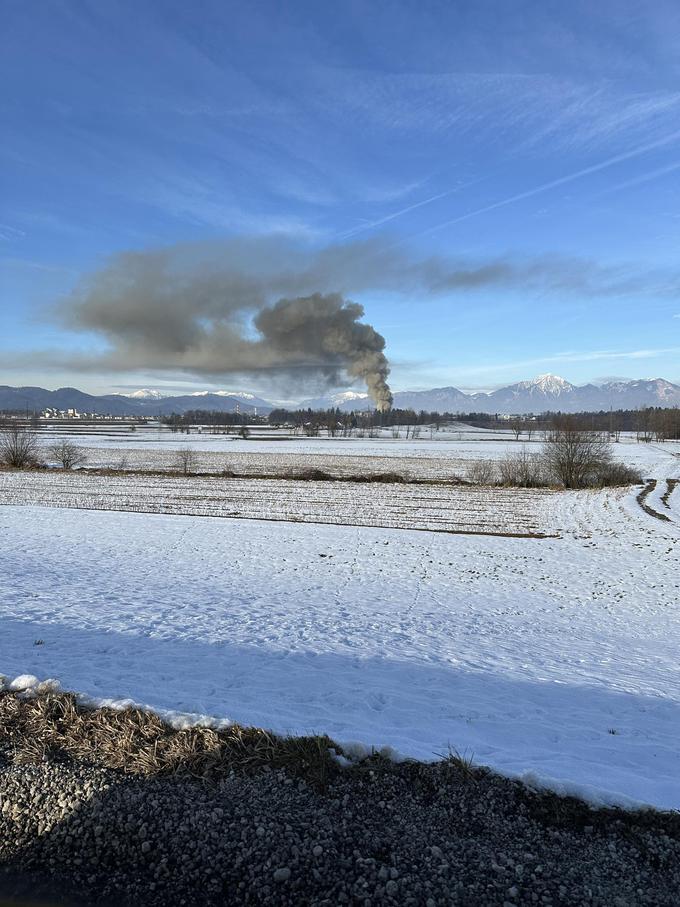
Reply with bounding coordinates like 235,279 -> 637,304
160,411 -> 268,431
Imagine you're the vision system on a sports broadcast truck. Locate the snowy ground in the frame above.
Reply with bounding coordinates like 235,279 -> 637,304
1,438 -> 679,811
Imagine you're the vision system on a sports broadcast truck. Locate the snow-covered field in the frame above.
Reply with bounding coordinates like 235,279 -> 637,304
0,471 -> 558,537
1,435 -> 679,810
37,421 -> 679,481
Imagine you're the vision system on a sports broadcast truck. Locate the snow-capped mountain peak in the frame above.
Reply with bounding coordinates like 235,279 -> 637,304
126,389 -> 165,399
516,374 -> 575,395
220,391 -> 256,399
188,390 -> 257,399
330,391 -> 370,404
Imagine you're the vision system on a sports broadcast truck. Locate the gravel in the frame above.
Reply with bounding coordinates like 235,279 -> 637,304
0,745 -> 679,906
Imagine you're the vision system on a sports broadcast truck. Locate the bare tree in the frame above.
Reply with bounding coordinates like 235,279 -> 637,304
541,418 -> 612,489
0,425 -> 42,468
49,440 -> 88,469
634,407 -> 654,443
508,417 -> 523,441
174,446 -> 198,475
0,423 -> 40,469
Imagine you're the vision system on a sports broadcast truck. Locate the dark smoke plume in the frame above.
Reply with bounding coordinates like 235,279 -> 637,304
50,235 -> 671,404
58,243 -> 395,407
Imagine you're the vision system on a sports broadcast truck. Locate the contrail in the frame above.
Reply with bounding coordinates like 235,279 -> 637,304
412,129 -> 680,239
593,159 -> 680,197
338,183 -> 474,240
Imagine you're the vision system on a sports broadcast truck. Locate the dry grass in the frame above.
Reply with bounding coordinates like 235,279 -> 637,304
0,691 -> 339,788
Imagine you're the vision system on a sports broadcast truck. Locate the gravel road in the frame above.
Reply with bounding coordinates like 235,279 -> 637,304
0,746 -> 678,906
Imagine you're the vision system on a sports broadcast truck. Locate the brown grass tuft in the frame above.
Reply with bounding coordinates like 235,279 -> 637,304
0,691 -> 339,787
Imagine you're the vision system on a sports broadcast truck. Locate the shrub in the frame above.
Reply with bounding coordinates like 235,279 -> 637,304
467,458 -> 499,485
592,461 -> 643,487
294,468 -> 334,481
497,450 -> 548,487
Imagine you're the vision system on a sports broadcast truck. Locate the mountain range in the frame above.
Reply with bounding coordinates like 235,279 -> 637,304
0,374 -> 679,416
304,375 -> 680,414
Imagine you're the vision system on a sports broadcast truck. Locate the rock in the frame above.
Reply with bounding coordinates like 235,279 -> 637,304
273,867 -> 291,883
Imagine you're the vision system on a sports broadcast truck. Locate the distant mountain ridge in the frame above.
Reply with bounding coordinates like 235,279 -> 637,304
0,386 -> 272,416
307,374 -> 680,414
0,374 -> 679,416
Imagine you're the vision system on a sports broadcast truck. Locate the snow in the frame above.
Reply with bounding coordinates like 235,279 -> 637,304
1,438 -> 679,810
8,674 -> 41,691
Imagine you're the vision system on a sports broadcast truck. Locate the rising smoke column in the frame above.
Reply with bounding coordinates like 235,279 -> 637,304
255,294 -> 392,410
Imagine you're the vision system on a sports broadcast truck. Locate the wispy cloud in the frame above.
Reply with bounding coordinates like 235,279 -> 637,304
138,171 -> 320,237
0,257 -> 78,276
313,67 -> 680,152
0,223 -> 26,241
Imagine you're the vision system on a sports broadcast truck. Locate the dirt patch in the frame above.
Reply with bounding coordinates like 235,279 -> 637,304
636,479 -> 671,522
661,478 -> 679,509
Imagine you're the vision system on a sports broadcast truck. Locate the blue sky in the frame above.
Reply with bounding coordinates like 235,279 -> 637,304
2,0 -> 680,398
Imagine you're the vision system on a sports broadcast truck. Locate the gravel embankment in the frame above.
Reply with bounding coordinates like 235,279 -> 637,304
1,746 -> 679,906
